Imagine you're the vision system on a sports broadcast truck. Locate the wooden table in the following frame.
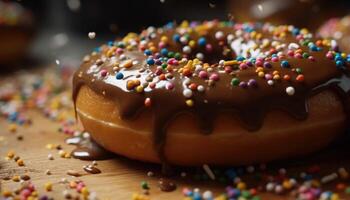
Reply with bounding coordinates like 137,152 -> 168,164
0,76 -> 350,200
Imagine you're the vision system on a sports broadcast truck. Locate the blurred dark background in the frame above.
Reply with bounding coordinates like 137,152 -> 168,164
2,0 -> 350,68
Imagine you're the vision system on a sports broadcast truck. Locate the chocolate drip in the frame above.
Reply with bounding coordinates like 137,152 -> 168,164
72,23 -> 350,167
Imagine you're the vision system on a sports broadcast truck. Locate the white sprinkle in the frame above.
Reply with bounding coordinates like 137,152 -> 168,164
183,89 -> 193,98
227,34 -> 234,42
160,0 -> 165,3
202,164 -> 215,180
88,32 -> 96,39
266,182 -> 275,192
274,184 -> 284,194
258,4 -> 263,12
147,171 -> 154,177
197,85 -> 205,92
215,31 -> 224,40
180,36 -> 188,44
209,3 -> 215,8
47,154 -> 54,160
288,43 -> 300,50
182,46 -> 191,54
267,80 -> 274,86
286,86 -> 295,96
196,53 -> 204,61
219,60 -> 225,66
55,59 -> 60,65
193,188 -> 200,193
67,0 -> 81,11
180,172 -> 187,177
203,190 -> 213,199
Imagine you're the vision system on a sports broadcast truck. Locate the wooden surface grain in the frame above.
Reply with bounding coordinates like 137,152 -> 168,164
0,107 -> 350,199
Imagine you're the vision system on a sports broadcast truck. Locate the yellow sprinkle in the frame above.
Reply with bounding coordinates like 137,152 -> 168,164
31,191 -> 38,197
258,71 -> 265,78
237,182 -> 247,190
121,60 -> 133,68
81,187 -> 89,197
188,40 -> 196,48
45,182 -> 53,191
255,67 -> 264,73
7,151 -> 15,159
273,75 -> 281,80
8,124 -> 17,133
161,36 -> 169,43
282,180 -> 292,189
149,46 -> 157,53
2,190 -> 12,197
272,70 -> 279,75
17,159 -> 24,166
331,193 -> 340,200
136,85 -> 144,93
185,99 -> 194,107
224,60 -> 238,66
12,175 -> 20,182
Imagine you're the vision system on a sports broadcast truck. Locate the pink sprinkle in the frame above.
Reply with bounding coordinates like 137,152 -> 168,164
239,63 -> 248,70
294,53 -> 302,59
199,71 -> 208,79
287,50 -> 294,57
326,52 -> 333,59
255,60 -> 263,67
158,42 -> 166,48
100,69 -> 108,77
116,48 -> 124,54
264,74 -> 272,80
271,57 -> 279,62
166,82 -> 174,90
224,66 -> 233,73
209,73 -> 220,81
308,56 -> 315,61
20,189 -> 31,198
206,44 -> 213,52
149,82 -> 156,89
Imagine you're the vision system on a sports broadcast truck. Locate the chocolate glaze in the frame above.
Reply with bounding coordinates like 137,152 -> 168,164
83,165 -> 102,174
69,137 -> 113,160
72,22 -> 350,166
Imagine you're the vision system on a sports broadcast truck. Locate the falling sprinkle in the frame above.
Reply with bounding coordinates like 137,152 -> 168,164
203,164 -> 216,180
209,3 -> 216,8
160,0 -> 165,3
258,4 -> 263,12
55,59 -> 60,65
88,32 -> 96,39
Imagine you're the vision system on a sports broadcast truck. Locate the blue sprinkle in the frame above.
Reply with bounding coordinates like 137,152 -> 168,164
107,41 -> 114,46
237,56 -> 245,61
116,72 -> 124,80
336,60 -> 344,68
173,34 -> 180,42
281,60 -> 290,68
292,28 -> 300,36
335,55 -> 343,61
160,48 -> 168,56
147,58 -> 155,65
198,37 -> 206,46
144,49 -> 152,56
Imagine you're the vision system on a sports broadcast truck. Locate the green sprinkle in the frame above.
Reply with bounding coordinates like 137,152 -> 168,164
296,68 -> 303,74
167,52 -> 175,58
141,181 -> 149,190
161,64 -> 167,69
302,52 -> 309,58
241,190 -> 251,198
231,78 -> 240,86
346,187 -> 350,194
174,52 -> 181,60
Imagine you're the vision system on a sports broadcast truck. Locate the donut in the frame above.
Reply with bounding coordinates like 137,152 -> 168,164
318,15 -> 350,53
73,21 -> 350,166
0,1 -> 34,65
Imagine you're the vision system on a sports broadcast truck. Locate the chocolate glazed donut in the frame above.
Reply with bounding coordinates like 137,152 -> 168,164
73,21 -> 350,168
